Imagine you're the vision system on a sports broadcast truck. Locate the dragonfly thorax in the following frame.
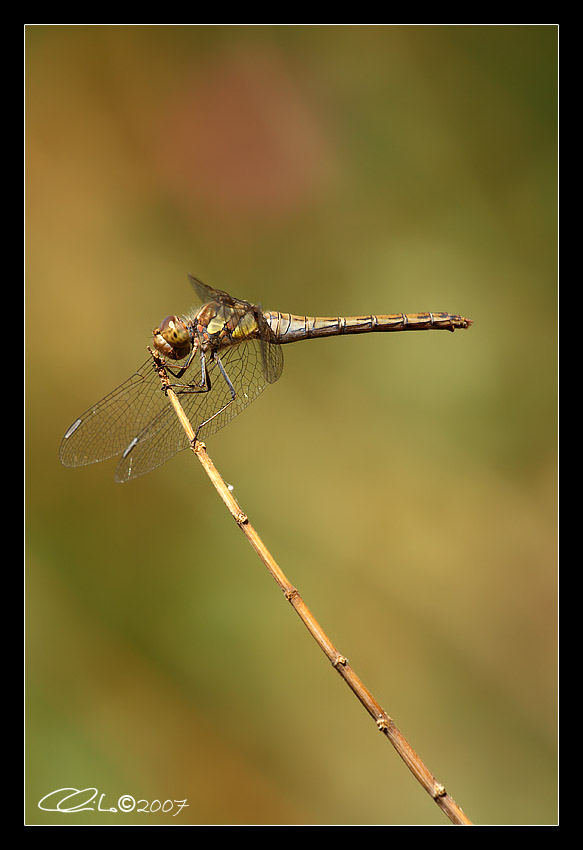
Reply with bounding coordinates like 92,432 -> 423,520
152,315 -> 192,361
194,301 -> 260,349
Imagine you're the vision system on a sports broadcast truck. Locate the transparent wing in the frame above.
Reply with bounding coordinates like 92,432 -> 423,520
114,339 -> 277,483
59,357 -> 168,469
257,312 -> 284,385
60,340 -> 281,483
188,274 -> 242,309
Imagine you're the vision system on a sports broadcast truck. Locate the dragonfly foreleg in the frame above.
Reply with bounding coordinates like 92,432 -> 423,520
164,345 -> 211,396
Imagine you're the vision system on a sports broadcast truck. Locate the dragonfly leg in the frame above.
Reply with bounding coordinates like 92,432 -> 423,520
165,345 -> 211,395
194,353 -> 237,440
163,339 -> 199,379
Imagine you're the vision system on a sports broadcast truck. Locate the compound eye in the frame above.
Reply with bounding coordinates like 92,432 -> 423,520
159,315 -> 189,347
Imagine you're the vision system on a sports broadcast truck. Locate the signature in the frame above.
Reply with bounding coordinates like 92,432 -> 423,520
38,788 -> 189,817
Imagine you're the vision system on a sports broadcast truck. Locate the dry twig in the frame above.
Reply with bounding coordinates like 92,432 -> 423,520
151,348 -> 473,826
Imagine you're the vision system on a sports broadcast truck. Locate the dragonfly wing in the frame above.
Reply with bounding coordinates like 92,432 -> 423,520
59,357 -> 168,468
114,403 -> 190,483
253,308 -> 284,385
62,336 -> 276,482
187,274 -> 246,309
116,338 -> 274,480
259,334 -> 284,384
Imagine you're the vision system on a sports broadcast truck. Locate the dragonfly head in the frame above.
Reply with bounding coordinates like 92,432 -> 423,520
153,315 -> 191,361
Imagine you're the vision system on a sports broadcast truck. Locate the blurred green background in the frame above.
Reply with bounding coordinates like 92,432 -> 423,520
25,25 -> 557,825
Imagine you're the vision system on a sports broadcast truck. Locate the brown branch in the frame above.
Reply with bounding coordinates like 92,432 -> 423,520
151,349 -> 473,826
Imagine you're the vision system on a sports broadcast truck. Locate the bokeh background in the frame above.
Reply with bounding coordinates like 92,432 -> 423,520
25,25 -> 557,825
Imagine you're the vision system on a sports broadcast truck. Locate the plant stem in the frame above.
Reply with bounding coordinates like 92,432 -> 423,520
151,349 -> 473,826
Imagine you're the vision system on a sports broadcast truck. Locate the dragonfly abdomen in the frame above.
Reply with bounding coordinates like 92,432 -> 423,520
265,311 -> 472,342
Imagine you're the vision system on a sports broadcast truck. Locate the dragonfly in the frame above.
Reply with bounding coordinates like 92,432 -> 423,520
60,275 -> 472,483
